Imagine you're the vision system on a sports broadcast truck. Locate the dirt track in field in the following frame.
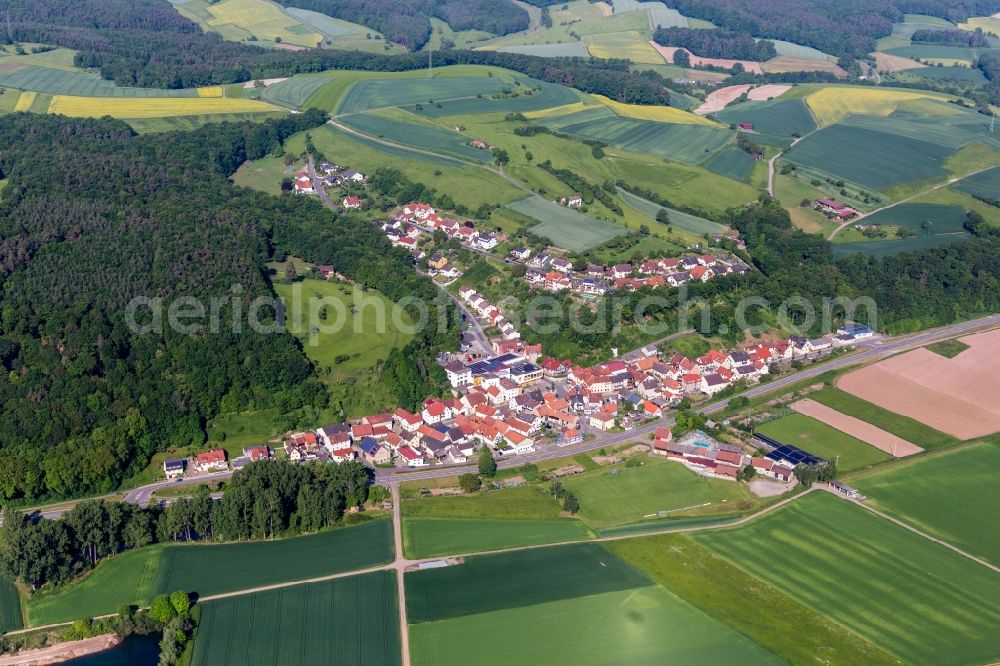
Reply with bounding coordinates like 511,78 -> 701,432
790,399 -> 923,457
837,329 -> 1000,440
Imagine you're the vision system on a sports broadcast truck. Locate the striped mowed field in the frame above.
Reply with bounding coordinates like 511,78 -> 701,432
47,95 -> 281,119
693,492 -> 1000,666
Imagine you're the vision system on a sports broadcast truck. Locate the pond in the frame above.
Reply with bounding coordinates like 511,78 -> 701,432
64,634 -> 160,666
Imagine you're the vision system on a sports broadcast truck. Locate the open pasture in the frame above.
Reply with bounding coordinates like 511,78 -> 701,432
838,328 -> 1000,440
694,491 -> 1000,666
261,75 -> 335,108
754,413 -> 890,472
852,442 -> 1000,565
192,571 -> 400,666
790,399 -> 922,457
47,95 -> 280,119
506,196 -> 625,250
546,112 -> 733,164
26,520 -> 393,626
561,455 -> 753,529
715,99 -> 816,140
616,188 -> 727,235
338,113 -> 493,162
0,66 -> 202,97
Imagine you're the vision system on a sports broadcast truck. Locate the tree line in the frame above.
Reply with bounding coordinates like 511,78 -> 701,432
0,460 -> 372,589
912,27 -> 992,47
653,27 -> 776,61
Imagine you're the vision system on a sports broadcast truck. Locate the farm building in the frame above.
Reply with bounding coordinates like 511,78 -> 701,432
814,198 -> 858,219
830,480 -> 866,500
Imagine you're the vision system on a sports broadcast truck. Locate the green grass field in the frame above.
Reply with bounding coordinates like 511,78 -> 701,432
809,387 -> 960,450
715,99 -> 817,141
608,534 -> 901,666
506,196 -> 626,250
852,442 -> 1000,565
123,111 -> 287,133
561,456 -> 755,529
694,492 -> 1000,665
0,576 -> 24,632
26,520 -> 392,626
192,571 -> 400,666
232,155 -> 304,195
403,518 -> 593,558
261,76 -> 336,108
703,144 -> 757,181
925,338 -> 971,358
407,542 -> 784,665
273,278 -> 414,416
338,112 -> 494,162
401,484 -> 565,518
755,413 -> 890,472
338,76 -> 512,115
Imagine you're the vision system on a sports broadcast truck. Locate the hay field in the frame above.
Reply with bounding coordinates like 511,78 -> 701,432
593,94 -> 719,125
47,95 -> 280,118
838,328 -> 1000,439
790,399 -> 922,457
804,86 -> 953,126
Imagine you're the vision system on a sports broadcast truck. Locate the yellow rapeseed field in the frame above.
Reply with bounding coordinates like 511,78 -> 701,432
206,0 -> 321,47
13,91 -> 37,111
593,95 -> 721,126
47,95 -> 279,118
523,101 -> 598,119
197,86 -> 224,98
805,87 -> 958,126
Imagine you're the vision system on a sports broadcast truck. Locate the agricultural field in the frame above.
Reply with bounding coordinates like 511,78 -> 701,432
561,455 -> 757,530
703,145 -> 756,181
851,441 -> 1000,565
46,95 -> 282,120
401,484 -> 593,557
260,75 -> 335,108
26,520 -> 393,626
232,154 -> 305,195
0,66 -> 203,97
954,165 -> 1000,199
608,534 -> 901,666
125,111 -> 288,133
837,328 -> 1000,440
790,399 -> 922,457
283,8 -> 405,53
714,99 -> 817,142
336,76 -> 513,115
338,112 -> 494,163
584,31 -> 664,64
754,413 -> 890,472
615,188 -> 727,235
495,42 -> 589,57
0,576 -> 23,633
506,196 -> 625,250
694,492 -> 1000,666
406,543 -> 784,666
884,44 -> 1000,62
273,278 -> 415,417
173,0 -> 322,48
803,86 -> 960,128
192,571 -> 400,666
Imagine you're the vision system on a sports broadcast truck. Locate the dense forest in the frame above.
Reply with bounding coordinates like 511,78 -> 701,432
4,0 -> 671,104
653,27 -> 777,61
0,461 -> 372,589
665,0 -> 1000,55
0,111 -> 454,502
912,27 -> 992,46
277,0 -> 529,50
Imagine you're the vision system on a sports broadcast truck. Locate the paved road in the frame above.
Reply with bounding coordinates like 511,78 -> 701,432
24,313 -> 1000,519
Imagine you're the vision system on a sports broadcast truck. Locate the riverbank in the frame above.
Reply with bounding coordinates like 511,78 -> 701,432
0,635 -> 120,666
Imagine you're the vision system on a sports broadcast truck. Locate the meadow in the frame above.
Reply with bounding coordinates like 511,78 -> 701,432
852,442 -> 1000,564
608,534 -> 901,666
561,456 -> 754,529
26,519 -> 393,626
338,113 -> 494,163
261,76 -> 335,108
192,571 -> 400,666
813,378 -> 961,447
694,492 -> 1000,666
506,196 -> 625,250
273,278 -> 415,416
0,576 -> 23,633
406,543 -> 784,665
754,414 -> 890,472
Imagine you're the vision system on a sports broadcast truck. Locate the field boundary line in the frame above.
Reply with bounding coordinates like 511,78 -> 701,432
818,486 -> 1000,574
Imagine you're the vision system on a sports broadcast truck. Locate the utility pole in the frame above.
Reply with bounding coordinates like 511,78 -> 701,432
427,43 -> 433,78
